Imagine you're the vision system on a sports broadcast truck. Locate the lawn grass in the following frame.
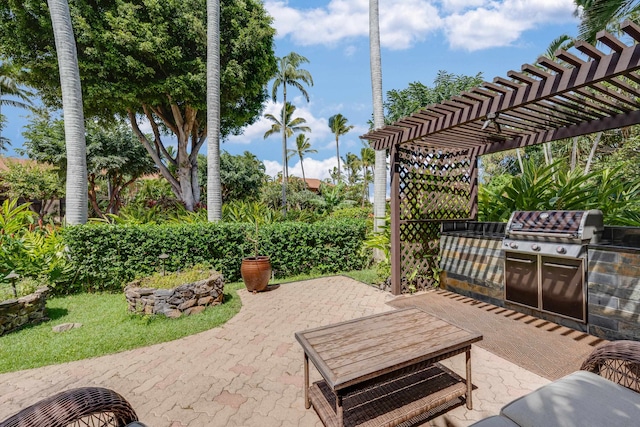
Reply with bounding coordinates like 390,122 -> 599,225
0,270 -> 379,374
0,282 -> 244,374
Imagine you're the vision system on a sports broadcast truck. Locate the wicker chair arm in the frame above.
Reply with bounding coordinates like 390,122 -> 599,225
580,340 -> 640,392
0,387 -> 139,427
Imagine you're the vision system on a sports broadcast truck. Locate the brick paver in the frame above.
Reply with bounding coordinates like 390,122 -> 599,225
0,277 -> 551,426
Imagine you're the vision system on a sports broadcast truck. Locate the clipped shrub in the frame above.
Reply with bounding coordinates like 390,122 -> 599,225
61,218 -> 368,293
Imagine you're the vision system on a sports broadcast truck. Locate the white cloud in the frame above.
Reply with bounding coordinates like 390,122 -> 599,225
440,0 -> 487,13
288,157 -> 339,181
266,0 -> 576,52
263,159 -> 283,178
443,0 -> 576,51
265,0 -> 441,50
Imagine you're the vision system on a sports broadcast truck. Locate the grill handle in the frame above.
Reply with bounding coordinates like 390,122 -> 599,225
506,231 -> 577,239
506,257 -> 534,264
543,262 -> 579,270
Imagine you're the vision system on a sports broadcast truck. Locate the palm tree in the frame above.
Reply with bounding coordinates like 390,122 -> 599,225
360,146 -> 375,206
0,62 -> 33,150
287,134 -> 317,188
206,0 -> 222,221
328,114 -> 354,183
47,0 -> 88,225
271,52 -> 313,210
342,152 -> 361,186
264,102 -> 311,140
369,0 -> 387,235
575,0 -> 640,42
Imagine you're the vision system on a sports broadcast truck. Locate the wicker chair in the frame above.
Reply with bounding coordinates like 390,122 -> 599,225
580,339 -> 640,392
0,387 -> 140,427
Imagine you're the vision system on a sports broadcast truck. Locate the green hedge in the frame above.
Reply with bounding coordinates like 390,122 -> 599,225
62,219 -> 369,292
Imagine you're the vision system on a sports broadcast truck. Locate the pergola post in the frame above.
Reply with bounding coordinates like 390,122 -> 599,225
390,143 -> 402,295
469,149 -> 480,220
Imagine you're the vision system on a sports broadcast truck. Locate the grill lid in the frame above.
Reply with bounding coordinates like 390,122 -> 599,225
505,210 -> 603,241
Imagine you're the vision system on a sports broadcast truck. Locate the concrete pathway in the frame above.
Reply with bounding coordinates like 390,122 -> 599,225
0,277 -> 549,426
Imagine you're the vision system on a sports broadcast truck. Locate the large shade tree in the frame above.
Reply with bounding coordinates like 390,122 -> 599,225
270,52 -> 313,209
0,0 -> 277,212
21,111 -> 156,217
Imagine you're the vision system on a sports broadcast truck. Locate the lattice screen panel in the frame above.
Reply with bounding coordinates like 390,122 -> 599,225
396,144 -> 473,292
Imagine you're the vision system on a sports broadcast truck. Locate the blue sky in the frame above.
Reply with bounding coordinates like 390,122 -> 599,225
2,0 -> 581,181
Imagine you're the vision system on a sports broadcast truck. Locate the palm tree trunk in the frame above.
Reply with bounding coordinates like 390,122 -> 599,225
300,156 -> 307,187
47,0 -> 87,225
584,132 -> 602,175
570,137 -> 578,171
516,148 -> 524,173
281,86 -> 288,212
206,0 -> 222,221
336,136 -> 341,183
370,0 -> 386,235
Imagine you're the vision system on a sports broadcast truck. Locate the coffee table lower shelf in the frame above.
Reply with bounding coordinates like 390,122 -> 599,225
309,363 -> 468,427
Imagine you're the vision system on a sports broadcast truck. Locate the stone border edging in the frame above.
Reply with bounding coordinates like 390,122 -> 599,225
124,273 -> 224,318
0,287 -> 49,336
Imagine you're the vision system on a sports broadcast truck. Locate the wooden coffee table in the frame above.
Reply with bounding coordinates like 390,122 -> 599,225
295,308 -> 482,427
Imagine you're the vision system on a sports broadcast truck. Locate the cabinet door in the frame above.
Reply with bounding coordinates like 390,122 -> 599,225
541,256 -> 585,322
505,252 -> 538,309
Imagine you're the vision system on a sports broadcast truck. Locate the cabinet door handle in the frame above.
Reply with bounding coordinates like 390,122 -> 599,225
543,262 -> 579,270
506,257 -> 534,264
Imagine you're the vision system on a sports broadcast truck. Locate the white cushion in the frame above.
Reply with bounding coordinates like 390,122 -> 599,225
500,370 -> 640,427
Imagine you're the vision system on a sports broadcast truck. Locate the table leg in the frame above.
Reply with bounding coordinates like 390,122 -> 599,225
336,393 -> 344,427
304,353 -> 310,409
466,348 -> 473,409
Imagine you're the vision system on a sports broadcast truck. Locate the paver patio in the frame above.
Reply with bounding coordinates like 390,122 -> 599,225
1,277 -> 558,426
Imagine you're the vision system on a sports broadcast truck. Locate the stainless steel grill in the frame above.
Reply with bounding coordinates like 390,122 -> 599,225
502,210 -> 604,323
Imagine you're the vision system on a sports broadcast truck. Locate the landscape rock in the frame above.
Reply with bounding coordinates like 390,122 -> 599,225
52,322 -> 82,333
184,306 -> 205,316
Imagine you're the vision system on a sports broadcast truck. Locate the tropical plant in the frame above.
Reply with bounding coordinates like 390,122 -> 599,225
270,52 -> 313,209
328,114 -> 354,182
574,0 -> 640,42
0,160 -> 63,219
47,0 -> 88,225
478,159 -> 640,224
362,214 -> 391,282
287,134 -> 317,187
0,62 -> 33,150
208,151 -> 267,203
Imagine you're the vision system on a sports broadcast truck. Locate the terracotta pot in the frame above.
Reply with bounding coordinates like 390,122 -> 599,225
241,256 -> 272,293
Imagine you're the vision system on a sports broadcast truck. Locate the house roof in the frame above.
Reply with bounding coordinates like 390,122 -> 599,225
361,20 -> 640,157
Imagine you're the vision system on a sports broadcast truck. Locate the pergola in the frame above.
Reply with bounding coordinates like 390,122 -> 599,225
361,20 -> 640,295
